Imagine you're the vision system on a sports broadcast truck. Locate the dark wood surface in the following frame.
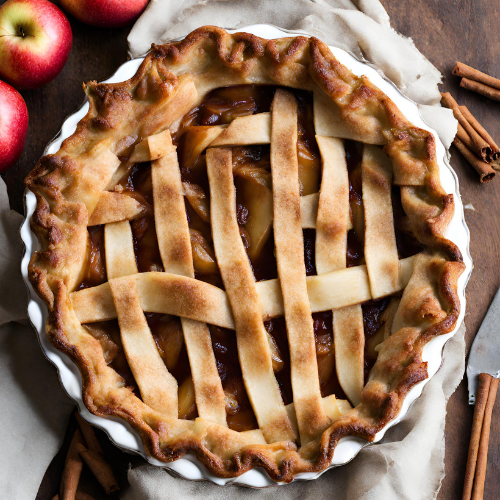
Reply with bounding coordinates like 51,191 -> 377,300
381,4 -> 500,499
2,0 -> 499,498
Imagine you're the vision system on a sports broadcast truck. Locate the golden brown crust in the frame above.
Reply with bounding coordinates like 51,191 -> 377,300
89,191 -> 144,226
25,26 -> 464,482
207,146 -> 296,443
270,89 -> 332,445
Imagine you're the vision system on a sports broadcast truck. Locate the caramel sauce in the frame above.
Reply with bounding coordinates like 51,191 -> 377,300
78,85 -> 422,429
210,325 -> 258,431
125,165 -> 164,273
78,226 -> 107,290
362,299 -> 389,381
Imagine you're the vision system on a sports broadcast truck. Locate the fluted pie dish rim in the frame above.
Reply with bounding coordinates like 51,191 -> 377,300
21,24 -> 472,487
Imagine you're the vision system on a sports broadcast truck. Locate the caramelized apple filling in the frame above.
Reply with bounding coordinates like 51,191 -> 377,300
78,85 -> 422,431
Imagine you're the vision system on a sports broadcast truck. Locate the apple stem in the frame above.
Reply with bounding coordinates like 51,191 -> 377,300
0,26 -> 35,38
0,26 -> 34,39
17,27 -> 34,38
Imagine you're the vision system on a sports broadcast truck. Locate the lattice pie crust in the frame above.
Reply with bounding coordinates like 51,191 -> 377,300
26,27 -> 465,481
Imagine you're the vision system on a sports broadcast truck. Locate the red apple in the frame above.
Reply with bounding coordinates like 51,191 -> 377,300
0,80 -> 28,173
60,0 -> 149,28
0,0 -> 72,90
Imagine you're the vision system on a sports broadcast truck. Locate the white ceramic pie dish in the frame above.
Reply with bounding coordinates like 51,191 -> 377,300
21,24 -> 472,487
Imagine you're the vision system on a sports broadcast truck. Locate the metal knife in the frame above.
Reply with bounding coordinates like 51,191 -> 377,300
463,287 -> 500,500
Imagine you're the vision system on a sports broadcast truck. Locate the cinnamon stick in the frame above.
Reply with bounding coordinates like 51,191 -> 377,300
460,78 -> 500,103
75,411 -> 104,455
60,429 -> 85,500
463,374 -> 492,500
453,62 -> 500,91
441,92 -> 492,160
472,376 -> 499,500
459,106 -> 500,152
459,105 -> 500,161
456,123 -> 476,153
453,137 -> 495,183
76,443 -> 120,495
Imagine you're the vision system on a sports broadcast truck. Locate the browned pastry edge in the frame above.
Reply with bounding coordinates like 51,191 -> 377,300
25,26 -> 465,482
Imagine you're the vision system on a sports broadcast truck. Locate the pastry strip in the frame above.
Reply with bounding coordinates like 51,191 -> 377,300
130,130 -> 174,163
89,191 -> 143,226
206,147 -> 296,443
152,133 -> 227,427
314,136 -> 364,406
73,273 -> 233,327
300,193 -> 319,229
362,145 -> 400,299
210,113 -> 271,146
106,78 -> 199,189
104,221 -> 138,280
315,137 -> 350,273
151,134 -> 192,277
271,89 -> 331,443
177,340 -> 222,417
333,305 -> 364,406
301,192 -> 352,230
313,90 -> 386,145
71,256 -> 416,326
109,276 -> 178,418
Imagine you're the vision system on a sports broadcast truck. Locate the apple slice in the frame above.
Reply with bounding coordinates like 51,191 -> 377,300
266,330 -> 284,373
297,139 -> 321,195
189,229 -> 218,275
150,315 -> 184,372
336,399 -> 353,415
180,126 -> 225,172
210,112 -> 271,147
89,191 -> 144,226
233,165 -> 273,262
178,377 -> 196,419
183,182 -> 210,223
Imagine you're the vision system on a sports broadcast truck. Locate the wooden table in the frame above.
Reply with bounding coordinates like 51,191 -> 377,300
2,1 -> 498,498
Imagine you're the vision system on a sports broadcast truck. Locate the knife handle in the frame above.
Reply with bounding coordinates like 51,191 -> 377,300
463,373 -> 499,500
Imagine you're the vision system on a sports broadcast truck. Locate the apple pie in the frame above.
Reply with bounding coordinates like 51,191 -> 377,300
26,26 -> 465,481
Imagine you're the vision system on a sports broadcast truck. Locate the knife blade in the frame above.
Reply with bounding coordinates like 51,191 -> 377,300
467,287 -> 500,404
